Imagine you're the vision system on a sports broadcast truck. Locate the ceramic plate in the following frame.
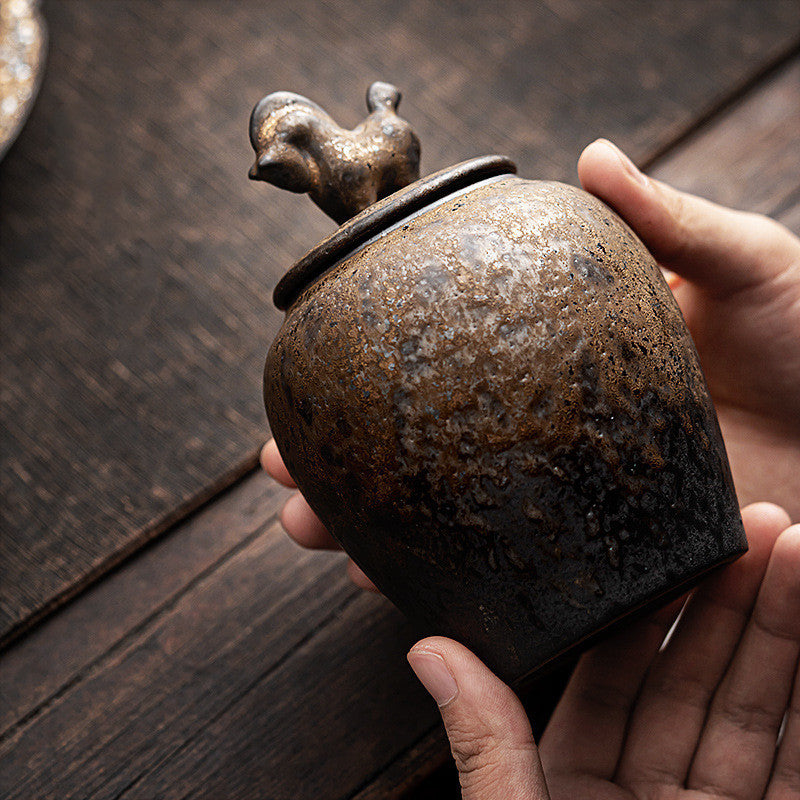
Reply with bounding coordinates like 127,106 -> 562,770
0,0 -> 46,161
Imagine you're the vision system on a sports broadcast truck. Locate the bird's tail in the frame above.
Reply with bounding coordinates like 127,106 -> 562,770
367,82 -> 401,113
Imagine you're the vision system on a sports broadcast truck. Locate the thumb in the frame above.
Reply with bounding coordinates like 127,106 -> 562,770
577,138 -> 800,296
408,637 -> 550,800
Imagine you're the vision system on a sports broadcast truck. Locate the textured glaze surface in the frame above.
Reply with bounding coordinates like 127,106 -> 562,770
272,157 -> 516,310
265,177 -> 746,683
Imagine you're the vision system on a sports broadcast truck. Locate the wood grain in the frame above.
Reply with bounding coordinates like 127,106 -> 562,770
649,58 -> 800,217
2,0 -> 799,645
0,473 -> 290,734
0,498 -> 432,800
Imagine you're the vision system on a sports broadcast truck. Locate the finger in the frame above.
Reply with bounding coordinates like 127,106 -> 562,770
539,596 -> 683,785
346,559 -> 380,592
615,503 -> 790,791
280,492 -> 341,550
688,523 -> 800,800
577,139 -> 800,295
767,654 -> 800,800
408,637 -> 550,800
260,439 -> 297,488
661,267 -> 682,291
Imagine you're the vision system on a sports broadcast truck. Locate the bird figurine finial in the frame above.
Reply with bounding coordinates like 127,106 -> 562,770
248,82 -> 421,224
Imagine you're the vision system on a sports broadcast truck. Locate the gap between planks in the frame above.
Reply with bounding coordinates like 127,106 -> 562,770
639,36 -> 800,171
107,589 -> 364,800
0,452 -> 262,653
0,482 -> 281,743
0,471 -> 291,736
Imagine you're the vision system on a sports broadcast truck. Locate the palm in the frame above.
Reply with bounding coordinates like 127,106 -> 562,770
567,782 -> 742,800
554,780 -> 687,800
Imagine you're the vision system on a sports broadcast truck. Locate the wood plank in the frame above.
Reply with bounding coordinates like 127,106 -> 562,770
3,0 -> 800,646
0,472 -> 289,735
113,596 -> 432,800
0,488 -> 436,800
648,58 -> 800,217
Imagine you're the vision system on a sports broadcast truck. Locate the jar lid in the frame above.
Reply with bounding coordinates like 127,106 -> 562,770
273,155 -> 516,310
248,82 -> 516,310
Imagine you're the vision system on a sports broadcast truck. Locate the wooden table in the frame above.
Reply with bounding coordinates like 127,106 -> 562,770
1,2 -> 799,797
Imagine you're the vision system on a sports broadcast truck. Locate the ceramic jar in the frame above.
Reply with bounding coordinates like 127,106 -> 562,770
249,84 -> 746,684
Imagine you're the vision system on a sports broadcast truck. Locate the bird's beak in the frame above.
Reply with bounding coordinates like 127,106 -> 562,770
249,153 -> 276,181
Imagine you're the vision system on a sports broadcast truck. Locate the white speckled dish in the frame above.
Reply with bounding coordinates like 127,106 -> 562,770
0,0 -> 46,161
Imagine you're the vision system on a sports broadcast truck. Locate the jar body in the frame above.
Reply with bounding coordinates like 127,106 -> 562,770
265,177 -> 745,684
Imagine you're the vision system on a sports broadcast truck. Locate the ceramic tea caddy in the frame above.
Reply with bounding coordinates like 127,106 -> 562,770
248,82 -> 746,686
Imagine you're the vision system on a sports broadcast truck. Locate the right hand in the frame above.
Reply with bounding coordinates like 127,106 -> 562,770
578,139 -> 800,521
262,139 -> 800,586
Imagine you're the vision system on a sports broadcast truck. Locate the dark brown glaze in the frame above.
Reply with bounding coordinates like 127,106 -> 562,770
265,177 -> 746,684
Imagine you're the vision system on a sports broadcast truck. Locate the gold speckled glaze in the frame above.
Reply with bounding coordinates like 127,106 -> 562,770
264,176 -> 745,684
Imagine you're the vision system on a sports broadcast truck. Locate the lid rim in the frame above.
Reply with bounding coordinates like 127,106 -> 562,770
273,155 -> 517,310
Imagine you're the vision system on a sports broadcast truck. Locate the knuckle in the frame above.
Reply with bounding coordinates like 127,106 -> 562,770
747,209 -> 790,240
772,763 -> 800,794
772,767 -> 800,797
659,186 -> 694,264
449,728 -> 502,776
447,723 -> 537,785
747,212 -> 800,260
716,696 -> 782,736
646,669 -> 713,711
733,212 -> 800,281
573,680 -> 634,716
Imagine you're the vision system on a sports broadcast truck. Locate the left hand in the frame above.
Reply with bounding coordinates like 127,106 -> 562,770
261,438 -> 380,590
407,503 -> 800,799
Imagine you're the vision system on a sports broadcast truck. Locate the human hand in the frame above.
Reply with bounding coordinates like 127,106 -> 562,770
406,503 -> 800,799
578,140 -> 800,520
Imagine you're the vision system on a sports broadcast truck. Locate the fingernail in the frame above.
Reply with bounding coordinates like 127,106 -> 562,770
408,650 -> 459,706
597,138 -> 648,186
